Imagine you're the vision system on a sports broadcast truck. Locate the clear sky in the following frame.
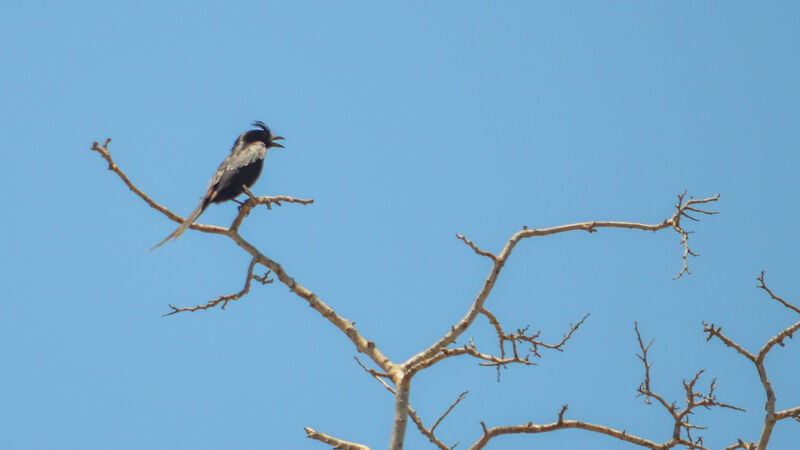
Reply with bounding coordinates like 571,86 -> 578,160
1,2 -> 798,449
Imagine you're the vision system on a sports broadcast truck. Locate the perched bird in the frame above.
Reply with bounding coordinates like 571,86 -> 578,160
151,121 -> 284,250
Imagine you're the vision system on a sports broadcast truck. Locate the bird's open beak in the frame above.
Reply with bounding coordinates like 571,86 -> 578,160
271,136 -> 285,148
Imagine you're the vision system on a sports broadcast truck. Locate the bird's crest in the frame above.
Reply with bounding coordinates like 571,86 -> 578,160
252,121 -> 270,133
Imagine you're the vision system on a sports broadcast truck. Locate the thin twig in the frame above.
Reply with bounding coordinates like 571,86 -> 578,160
474,309 -> 588,380
431,391 -> 468,435
163,258 -> 272,316
456,234 -> 497,261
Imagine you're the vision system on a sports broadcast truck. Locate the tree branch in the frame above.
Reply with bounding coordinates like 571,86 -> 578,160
404,192 -> 719,374
430,391 -> 468,437
702,322 -> 757,362
635,324 -> 743,447
91,139 -> 227,235
703,272 -> 800,450
389,376 -> 412,450
355,357 -> 460,450
163,257 -> 272,316
469,404 -> 662,450
304,427 -> 370,450
756,271 -> 800,316
456,234 -> 497,261
469,323 -> 744,450
477,308 -> 589,380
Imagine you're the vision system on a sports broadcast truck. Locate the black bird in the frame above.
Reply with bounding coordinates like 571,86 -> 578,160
151,121 -> 284,250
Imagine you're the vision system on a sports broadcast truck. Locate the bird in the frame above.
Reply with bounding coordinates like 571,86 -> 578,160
151,121 -> 284,250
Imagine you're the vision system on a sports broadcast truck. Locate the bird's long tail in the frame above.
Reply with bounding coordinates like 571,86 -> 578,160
150,201 -> 208,250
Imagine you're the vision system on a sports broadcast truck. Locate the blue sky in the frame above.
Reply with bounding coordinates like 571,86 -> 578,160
1,2 -> 798,449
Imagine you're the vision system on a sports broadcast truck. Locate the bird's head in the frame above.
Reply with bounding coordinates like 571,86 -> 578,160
245,121 -> 285,148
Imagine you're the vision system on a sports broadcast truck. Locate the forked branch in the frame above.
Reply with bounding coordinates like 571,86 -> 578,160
163,257 -> 273,316
703,272 -> 800,450
405,192 -> 720,375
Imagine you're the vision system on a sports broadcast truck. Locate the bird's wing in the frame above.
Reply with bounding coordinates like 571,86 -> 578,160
205,141 -> 267,195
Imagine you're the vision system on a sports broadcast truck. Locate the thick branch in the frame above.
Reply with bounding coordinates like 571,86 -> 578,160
775,406 -> 800,421
355,358 -> 458,450
389,377 -> 412,450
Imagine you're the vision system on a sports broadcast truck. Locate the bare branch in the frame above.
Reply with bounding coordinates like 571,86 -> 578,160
405,408 -> 455,450
389,377 -> 412,450
703,273 -> 800,450
469,404 -> 662,450
723,439 -> 756,450
91,139 -> 227,235
404,193 -> 720,373
231,185 -> 313,231
355,358 -> 460,450
757,271 -> 800,315
702,322 -> 757,362
418,313 -> 587,380
634,322 -> 659,406
468,346 -> 743,450
775,406 -> 800,422
456,234 -> 497,261
758,319 -> 800,363
672,191 -> 719,279
634,324 -> 743,448
353,356 -> 390,379
303,427 -> 370,450
163,258 -> 272,316
430,391 -> 468,435
474,308 -> 588,380
412,340 -> 537,377
557,404 -> 568,424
